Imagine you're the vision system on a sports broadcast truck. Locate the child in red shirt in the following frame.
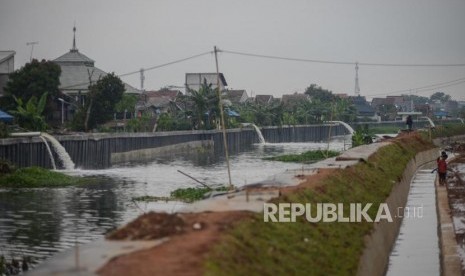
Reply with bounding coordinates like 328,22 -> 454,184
437,155 -> 448,185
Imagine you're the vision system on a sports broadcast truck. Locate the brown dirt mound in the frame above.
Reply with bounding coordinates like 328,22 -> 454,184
98,211 -> 253,276
107,212 -> 185,240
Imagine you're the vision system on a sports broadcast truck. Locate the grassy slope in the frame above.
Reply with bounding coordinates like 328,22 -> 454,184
205,135 -> 433,276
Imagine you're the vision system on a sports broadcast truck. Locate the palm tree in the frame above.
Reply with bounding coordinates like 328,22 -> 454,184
333,98 -> 357,122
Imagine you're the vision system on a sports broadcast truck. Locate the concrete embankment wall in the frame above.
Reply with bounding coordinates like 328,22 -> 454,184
356,147 -> 439,276
0,124 -> 346,169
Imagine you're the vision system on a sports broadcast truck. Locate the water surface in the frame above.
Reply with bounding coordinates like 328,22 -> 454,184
0,139 -> 348,268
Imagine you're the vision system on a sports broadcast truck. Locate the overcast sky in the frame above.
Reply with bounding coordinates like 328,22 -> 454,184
1,0 -> 465,100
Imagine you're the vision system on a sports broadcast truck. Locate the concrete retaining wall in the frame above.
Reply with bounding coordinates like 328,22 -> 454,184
0,124 -> 346,169
111,140 -> 214,164
356,147 -> 439,276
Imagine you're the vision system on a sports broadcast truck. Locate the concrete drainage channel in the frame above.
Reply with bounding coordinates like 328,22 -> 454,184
386,169 -> 440,276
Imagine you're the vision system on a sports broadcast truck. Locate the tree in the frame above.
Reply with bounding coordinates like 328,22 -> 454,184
2,59 -> 61,121
402,94 -> 429,104
333,98 -> 357,122
459,106 -> 465,119
185,80 -> 219,130
10,92 -> 48,131
430,92 -> 451,103
115,94 -> 138,116
234,101 -> 283,127
73,73 -> 125,131
376,103 -> 397,121
127,111 -> 152,132
304,84 -> 335,102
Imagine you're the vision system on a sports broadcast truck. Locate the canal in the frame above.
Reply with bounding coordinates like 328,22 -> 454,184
0,138 -> 348,270
386,168 -> 440,275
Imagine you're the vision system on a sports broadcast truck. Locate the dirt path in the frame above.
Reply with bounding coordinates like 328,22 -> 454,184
97,169 -> 336,276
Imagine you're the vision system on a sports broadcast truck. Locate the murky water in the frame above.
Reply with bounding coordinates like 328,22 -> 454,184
0,139 -> 348,269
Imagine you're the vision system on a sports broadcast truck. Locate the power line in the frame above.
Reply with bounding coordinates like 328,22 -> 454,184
60,51 -> 213,90
220,49 -> 354,65
220,49 -> 465,67
219,48 -> 465,98
119,51 -> 213,77
364,76 -> 465,97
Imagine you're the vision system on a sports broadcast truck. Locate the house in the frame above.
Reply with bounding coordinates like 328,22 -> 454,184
281,93 -> 309,109
445,100 -> 459,115
137,89 -> 182,117
415,103 -> 432,117
223,89 -> 248,105
350,96 -> 376,119
335,93 -> 349,99
371,97 -> 396,110
0,51 -> 15,96
185,73 -> 227,93
254,94 -> 274,105
52,27 -> 140,120
386,95 -> 411,111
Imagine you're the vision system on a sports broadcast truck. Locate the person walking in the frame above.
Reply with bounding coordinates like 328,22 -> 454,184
406,115 -> 413,131
437,151 -> 448,186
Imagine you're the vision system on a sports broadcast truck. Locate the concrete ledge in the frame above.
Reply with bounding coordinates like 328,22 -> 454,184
436,179 -> 462,276
336,142 -> 390,162
111,140 -> 213,164
356,147 -> 439,276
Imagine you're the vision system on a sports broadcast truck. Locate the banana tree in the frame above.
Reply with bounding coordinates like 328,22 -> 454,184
10,92 -> 48,131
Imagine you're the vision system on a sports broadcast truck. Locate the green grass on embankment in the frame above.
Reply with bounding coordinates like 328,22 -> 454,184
205,134 -> 434,275
0,166 -> 90,188
366,125 -> 403,135
264,150 -> 340,163
431,123 -> 465,138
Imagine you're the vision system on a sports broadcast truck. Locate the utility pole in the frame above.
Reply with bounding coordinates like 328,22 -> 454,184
410,89 -> 415,112
26,41 -> 39,62
140,68 -> 145,91
354,62 -> 360,96
214,46 -> 232,189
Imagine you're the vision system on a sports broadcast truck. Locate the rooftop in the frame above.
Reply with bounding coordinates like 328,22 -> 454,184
0,51 -> 15,64
52,27 -> 140,94
54,50 -> 95,66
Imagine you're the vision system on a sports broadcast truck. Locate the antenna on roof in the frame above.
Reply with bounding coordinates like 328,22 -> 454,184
26,41 -> 39,62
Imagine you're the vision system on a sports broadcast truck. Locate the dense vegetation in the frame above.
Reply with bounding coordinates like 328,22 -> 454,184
170,186 -> 229,202
0,166 -> 88,188
205,135 -> 434,275
265,150 -> 340,163
2,60 -> 464,134
133,186 -> 230,203
1,59 -> 62,123
431,123 -> 465,138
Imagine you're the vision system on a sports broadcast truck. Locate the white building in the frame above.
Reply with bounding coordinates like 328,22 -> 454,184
185,73 -> 227,93
0,51 -> 15,96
